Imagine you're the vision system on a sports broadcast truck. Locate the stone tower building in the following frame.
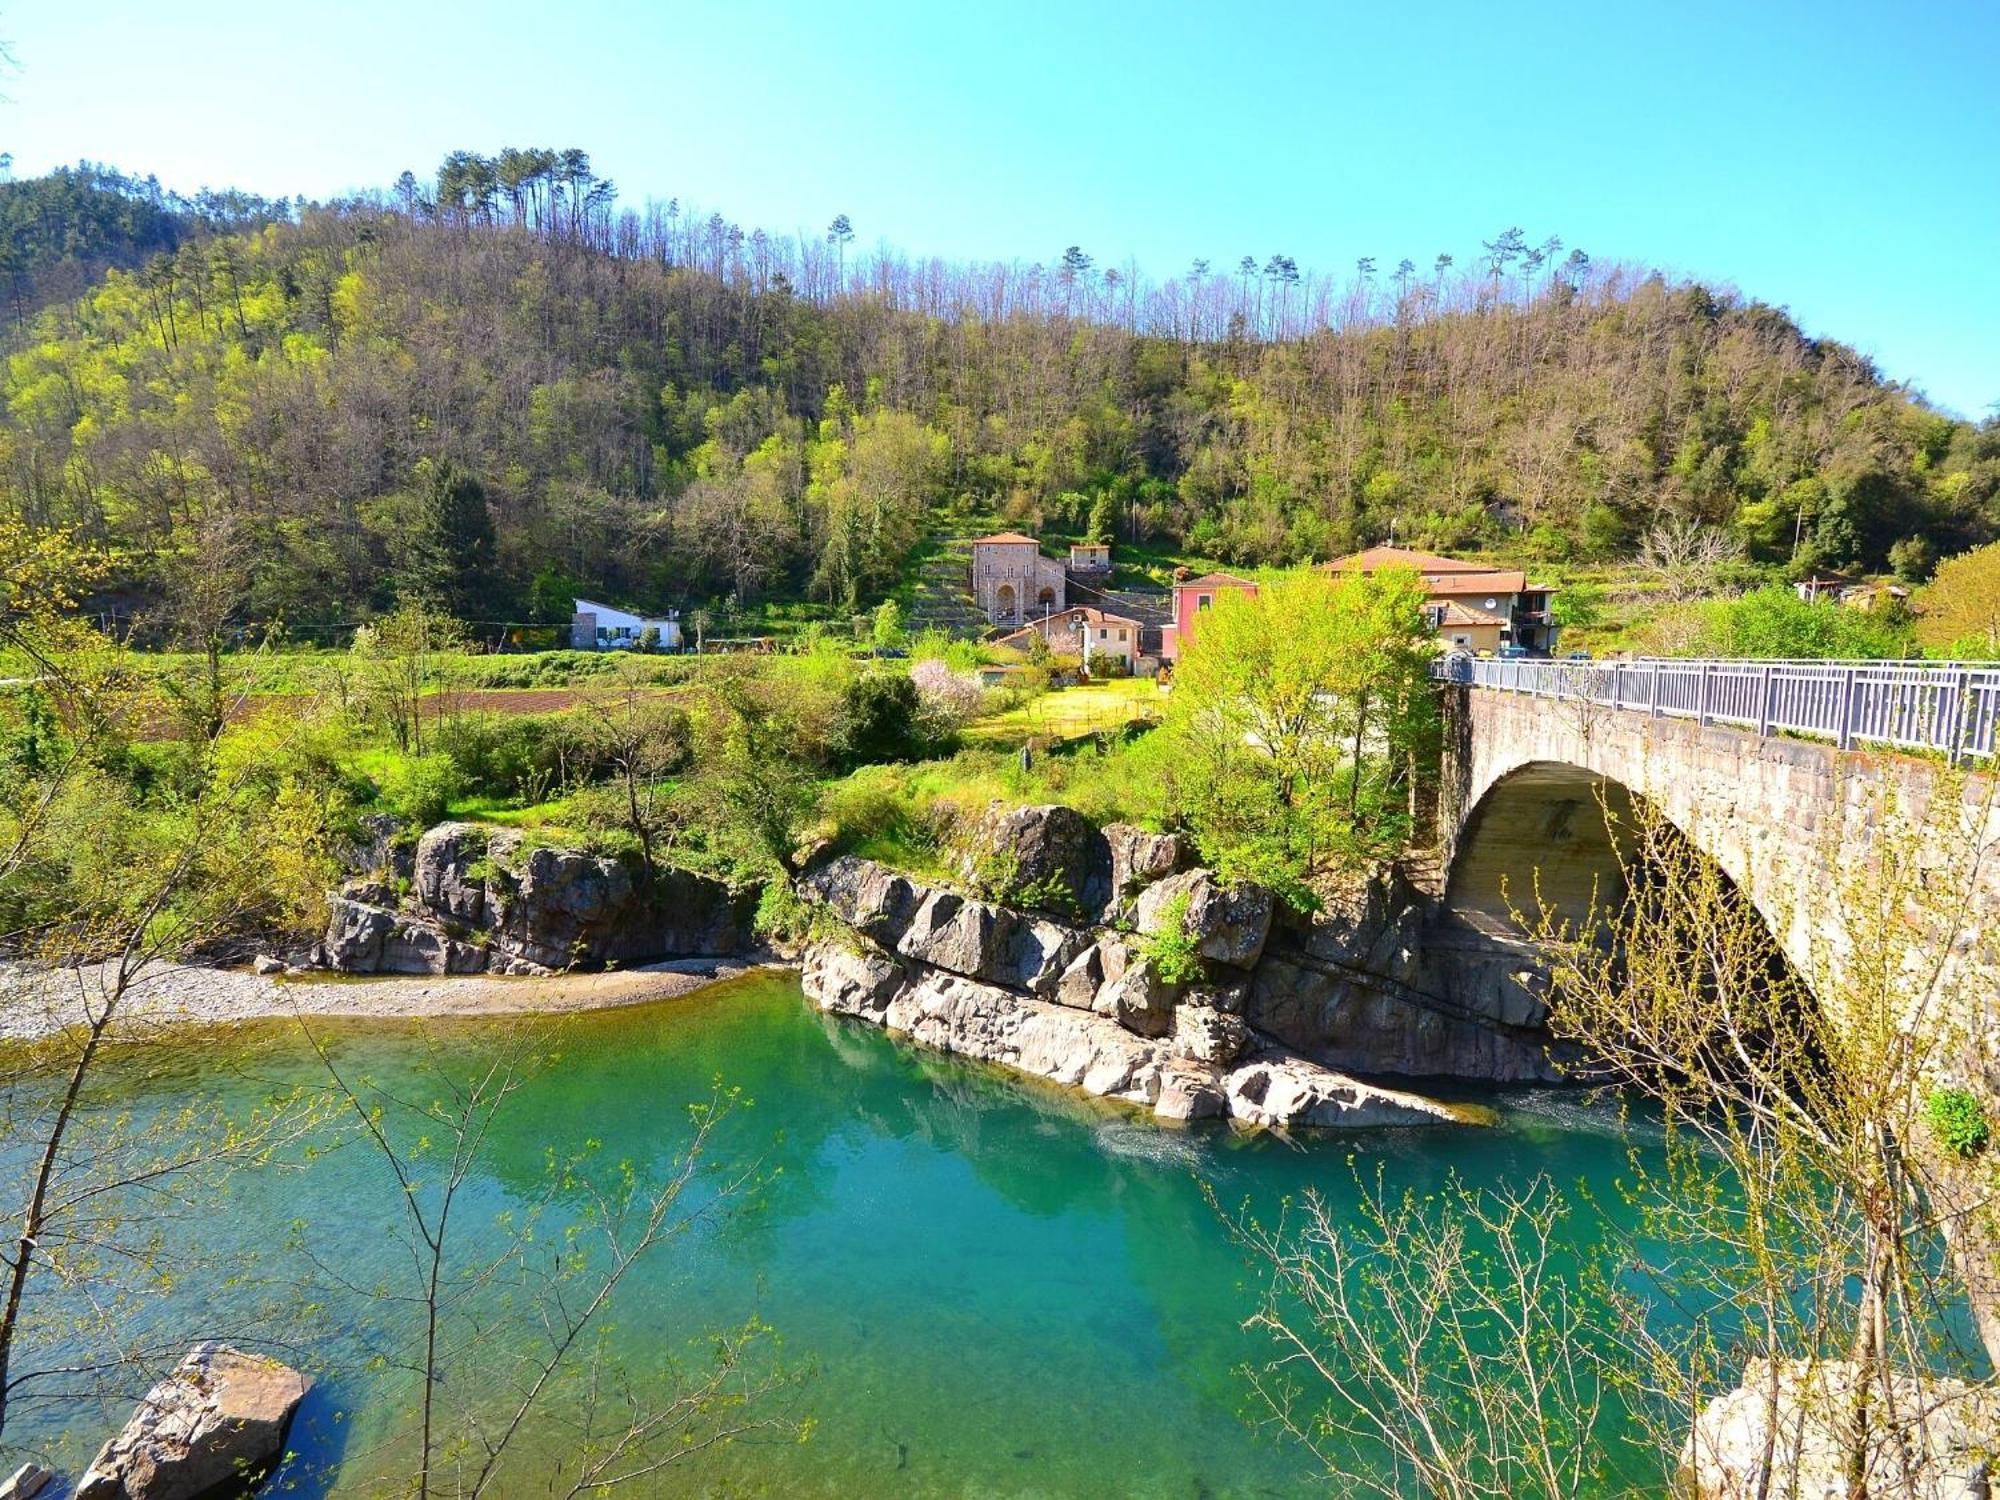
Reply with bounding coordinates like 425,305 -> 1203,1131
970,532 -> 1067,625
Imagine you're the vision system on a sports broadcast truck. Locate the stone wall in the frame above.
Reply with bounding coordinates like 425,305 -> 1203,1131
317,822 -> 754,976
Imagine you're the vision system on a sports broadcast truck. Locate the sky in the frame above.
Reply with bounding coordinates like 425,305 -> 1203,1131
4,0 -> 1996,416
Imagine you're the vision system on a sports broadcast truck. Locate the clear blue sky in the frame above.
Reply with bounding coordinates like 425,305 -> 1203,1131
5,0 -> 1996,415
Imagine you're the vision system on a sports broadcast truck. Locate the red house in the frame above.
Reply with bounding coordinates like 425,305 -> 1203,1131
1160,572 -> 1258,661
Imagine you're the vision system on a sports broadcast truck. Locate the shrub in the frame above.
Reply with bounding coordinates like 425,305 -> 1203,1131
1138,891 -> 1206,984
753,879 -> 814,944
1924,1086 -> 1990,1158
910,658 -> 985,728
379,752 -> 466,826
831,672 -> 939,768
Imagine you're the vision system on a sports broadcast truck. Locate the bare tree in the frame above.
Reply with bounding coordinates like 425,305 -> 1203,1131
1637,518 -> 1742,602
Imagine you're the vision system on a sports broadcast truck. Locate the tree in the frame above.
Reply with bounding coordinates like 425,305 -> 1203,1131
0,532 -> 334,1441
575,660 -> 692,882
826,213 -> 854,285
350,600 -> 465,756
1914,540 -> 2000,654
416,459 -> 497,615
1637,518 -> 1741,602
1164,568 -> 1436,903
869,598 -> 906,655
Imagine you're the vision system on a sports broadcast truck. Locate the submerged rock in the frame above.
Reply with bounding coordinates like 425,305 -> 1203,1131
1684,1358 -> 1999,1499
75,1342 -> 310,1500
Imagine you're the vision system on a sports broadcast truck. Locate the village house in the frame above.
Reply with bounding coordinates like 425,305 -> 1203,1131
569,597 -> 683,651
1067,541 -> 1112,576
970,532 -> 1068,625
1324,546 -> 1560,655
995,605 -> 1145,673
1160,571 -> 1259,661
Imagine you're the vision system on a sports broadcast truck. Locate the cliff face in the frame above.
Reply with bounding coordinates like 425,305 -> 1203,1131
316,822 -> 754,976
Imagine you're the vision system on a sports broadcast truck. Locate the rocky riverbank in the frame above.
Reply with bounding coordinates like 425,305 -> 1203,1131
796,828 -> 1500,1130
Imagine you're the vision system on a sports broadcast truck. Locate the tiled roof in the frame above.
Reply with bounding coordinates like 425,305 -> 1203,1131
1435,600 -> 1507,627
1423,570 -> 1528,596
973,531 -> 1042,545
1176,572 -> 1257,589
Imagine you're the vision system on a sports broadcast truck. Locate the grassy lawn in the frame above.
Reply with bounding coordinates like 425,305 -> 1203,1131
965,678 -> 1166,747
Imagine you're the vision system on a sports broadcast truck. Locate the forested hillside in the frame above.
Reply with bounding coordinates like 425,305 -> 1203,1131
0,163 -> 290,329
3,150 -> 1994,631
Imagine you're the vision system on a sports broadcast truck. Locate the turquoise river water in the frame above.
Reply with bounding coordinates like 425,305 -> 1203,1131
15,973 -> 1671,1496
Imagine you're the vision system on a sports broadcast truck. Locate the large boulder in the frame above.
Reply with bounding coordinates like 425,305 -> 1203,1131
957,803 -> 1108,917
1684,1359 -> 1999,1499
1102,824 -> 1186,915
1100,955 -> 1178,1038
75,1343 -> 310,1500
413,822 -> 490,925
1135,869 -> 1274,970
318,897 -> 394,972
801,857 -> 921,947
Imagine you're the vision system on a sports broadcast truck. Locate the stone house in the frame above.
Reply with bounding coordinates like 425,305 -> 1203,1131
971,532 -> 1068,625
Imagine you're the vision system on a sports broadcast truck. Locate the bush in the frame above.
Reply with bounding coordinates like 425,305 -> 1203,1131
379,752 -> 466,826
1925,1086 -> 1990,1158
1138,891 -> 1205,984
831,672 -> 940,768
431,711 -> 578,802
753,880 -> 813,944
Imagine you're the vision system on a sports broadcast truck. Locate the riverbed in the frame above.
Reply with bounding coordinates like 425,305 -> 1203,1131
7,971 -> 1663,1496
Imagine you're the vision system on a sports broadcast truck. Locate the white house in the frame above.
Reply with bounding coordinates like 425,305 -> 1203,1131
570,598 -> 683,652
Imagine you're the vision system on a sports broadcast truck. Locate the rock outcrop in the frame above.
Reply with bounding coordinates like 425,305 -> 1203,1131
1683,1358 -> 1998,1498
75,1343 -> 310,1500
799,855 -> 1487,1131
1136,868 -> 1274,970
317,822 -> 753,976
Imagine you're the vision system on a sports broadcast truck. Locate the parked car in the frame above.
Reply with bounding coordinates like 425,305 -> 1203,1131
1497,645 -> 1530,660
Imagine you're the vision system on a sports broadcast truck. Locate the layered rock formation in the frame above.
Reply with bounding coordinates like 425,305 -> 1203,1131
799,825 -> 1491,1131
317,822 -> 753,976
76,1343 -> 310,1499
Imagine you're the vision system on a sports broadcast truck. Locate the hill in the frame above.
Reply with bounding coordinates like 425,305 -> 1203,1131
2,150 -> 1994,635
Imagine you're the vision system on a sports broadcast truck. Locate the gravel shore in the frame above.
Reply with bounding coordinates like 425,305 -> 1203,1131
0,957 -> 784,1042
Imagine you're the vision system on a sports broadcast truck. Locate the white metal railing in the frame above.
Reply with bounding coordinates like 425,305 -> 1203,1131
1434,655 -> 2000,761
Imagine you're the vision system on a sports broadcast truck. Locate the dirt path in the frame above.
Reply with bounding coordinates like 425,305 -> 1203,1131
0,957 -> 786,1042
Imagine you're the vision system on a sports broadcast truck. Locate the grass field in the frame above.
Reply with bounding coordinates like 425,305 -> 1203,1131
964,678 -> 1166,747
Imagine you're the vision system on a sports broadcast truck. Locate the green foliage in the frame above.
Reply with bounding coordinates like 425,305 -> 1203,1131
1924,1087 -> 1990,1158
1138,892 -> 1205,985
1165,568 -> 1434,902
1914,541 -> 2000,656
870,599 -> 907,654
1650,586 -> 1912,659
830,672 -> 941,769
752,879 -> 814,945
7,177 -> 1989,635
379,752 -> 466,826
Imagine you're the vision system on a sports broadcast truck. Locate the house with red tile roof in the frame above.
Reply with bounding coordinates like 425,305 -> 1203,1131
994,605 -> 1145,671
1325,546 -> 1560,654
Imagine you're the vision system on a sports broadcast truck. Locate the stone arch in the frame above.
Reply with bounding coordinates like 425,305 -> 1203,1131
994,583 -> 1017,622
1036,585 -> 1056,611
1443,761 -> 1637,942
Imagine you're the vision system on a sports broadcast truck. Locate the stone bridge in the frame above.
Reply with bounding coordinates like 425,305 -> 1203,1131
1436,674 -> 2000,1008
1432,660 -> 2000,1354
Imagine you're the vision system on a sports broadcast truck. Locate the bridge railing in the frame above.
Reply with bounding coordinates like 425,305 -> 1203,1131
1434,655 -> 2000,760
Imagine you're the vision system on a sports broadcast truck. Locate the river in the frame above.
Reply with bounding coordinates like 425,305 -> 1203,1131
13,972 -> 1666,1496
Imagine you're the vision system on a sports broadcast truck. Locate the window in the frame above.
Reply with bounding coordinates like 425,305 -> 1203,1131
1099,628 -> 1108,640
1197,595 -> 1213,611
1117,631 -> 1127,642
